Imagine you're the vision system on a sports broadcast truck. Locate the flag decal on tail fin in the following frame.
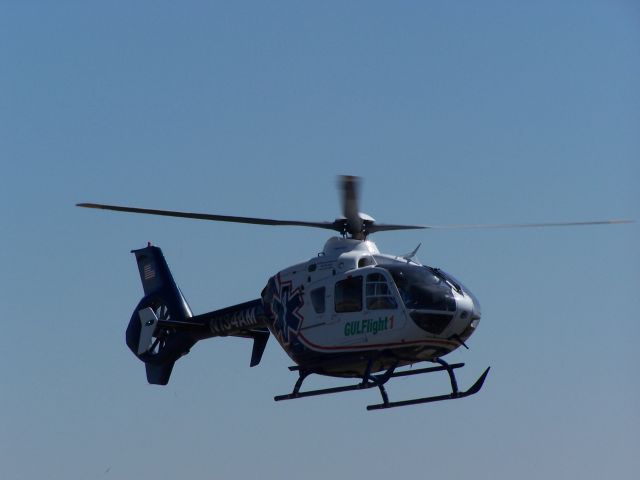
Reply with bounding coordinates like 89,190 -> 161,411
143,263 -> 155,280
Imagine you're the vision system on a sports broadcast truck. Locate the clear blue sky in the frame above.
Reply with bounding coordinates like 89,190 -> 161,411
1,2 -> 638,479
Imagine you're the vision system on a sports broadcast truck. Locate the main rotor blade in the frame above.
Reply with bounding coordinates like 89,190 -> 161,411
76,203 -> 343,232
77,203 -> 632,235
420,219 -> 633,230
339,175 -> 363,235
366,223 -> 428,233
363,219 -> 632,234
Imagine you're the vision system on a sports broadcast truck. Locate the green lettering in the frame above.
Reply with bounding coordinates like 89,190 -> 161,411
345,317 -> 394,337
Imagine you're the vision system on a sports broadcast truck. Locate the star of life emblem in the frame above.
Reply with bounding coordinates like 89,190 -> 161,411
268,274 -> 304,345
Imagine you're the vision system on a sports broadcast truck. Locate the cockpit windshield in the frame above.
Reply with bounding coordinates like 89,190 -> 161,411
381,264 -> 456,312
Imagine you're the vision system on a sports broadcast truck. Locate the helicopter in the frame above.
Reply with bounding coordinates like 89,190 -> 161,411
77,176 -> 631,410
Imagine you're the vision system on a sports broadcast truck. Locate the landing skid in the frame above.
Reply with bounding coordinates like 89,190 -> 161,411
274,358 -> 490,411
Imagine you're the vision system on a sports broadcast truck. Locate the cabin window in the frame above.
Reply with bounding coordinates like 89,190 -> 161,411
366,273 -> 397,310
310,287 -> 325,314
335,276 -> 363,313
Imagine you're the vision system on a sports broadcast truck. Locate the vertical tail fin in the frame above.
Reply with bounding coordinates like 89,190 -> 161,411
132,244 -> 193,320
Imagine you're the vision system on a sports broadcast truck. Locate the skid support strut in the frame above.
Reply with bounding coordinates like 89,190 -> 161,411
274,358 -> 490,411
274,358 -> 395,403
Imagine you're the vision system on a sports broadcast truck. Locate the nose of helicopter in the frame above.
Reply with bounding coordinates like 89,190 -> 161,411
471,297 -> 481,322
455,293 -> 481,342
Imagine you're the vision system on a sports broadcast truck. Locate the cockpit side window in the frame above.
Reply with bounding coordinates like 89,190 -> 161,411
335,276 -> 363,313
365,273 -> 397,310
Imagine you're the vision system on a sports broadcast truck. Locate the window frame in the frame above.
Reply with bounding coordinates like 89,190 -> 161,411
365,272 -> 398,310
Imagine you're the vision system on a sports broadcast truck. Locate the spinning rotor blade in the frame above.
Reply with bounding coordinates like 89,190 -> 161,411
421,219 -> 633,230
348,219 -> 632,234
77,203 -> 342,232
78,186 -> 632,239
77,203 -> 630,235
366,223 -> 427,233
339,175 -> 364,235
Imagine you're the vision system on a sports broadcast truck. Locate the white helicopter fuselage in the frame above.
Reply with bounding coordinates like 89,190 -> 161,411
262,237 -> 481,375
